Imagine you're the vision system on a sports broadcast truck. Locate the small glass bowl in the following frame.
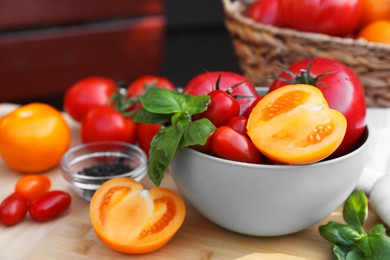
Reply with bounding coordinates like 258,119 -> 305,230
60,141 -> 147,202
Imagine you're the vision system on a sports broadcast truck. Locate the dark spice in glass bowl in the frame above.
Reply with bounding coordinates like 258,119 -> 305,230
78,160 -> 134,177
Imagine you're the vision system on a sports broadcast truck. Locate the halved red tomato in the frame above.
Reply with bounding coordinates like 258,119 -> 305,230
89,178 -> 186,254
247,84 -> 347,164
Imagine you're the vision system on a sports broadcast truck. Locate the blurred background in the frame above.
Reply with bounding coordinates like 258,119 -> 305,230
0,0 -> 241,110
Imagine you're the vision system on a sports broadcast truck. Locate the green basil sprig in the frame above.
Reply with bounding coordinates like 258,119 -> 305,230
133,87 -> 216,186
319,189 -> 390,259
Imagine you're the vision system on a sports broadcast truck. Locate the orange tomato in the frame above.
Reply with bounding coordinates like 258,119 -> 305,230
358,20 -> 390,44
15,175 -> 51,202
360,0 -> 390,28
0,103 -> 71,173
89,178 -> 186,254
247,84 -> 347,164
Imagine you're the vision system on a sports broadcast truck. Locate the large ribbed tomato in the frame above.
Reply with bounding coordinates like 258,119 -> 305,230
269,57 -> 366,157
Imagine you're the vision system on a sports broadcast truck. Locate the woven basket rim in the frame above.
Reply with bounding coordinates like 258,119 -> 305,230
222,0 -> 390,51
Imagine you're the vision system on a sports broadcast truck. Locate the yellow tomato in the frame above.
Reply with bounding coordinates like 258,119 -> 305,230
0,103 -> 71,173
247,84 -> 347,165
358,20 -> 390,45
360,0 -> 390,28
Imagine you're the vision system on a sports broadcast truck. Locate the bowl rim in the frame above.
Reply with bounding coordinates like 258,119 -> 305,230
60,141 -> 147,181
179,126 -> 369,170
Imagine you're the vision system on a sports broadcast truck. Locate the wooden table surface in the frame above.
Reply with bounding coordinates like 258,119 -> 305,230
0,104 -> 385,260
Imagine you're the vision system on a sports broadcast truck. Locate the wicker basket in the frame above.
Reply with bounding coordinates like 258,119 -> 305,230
222,0 -> 390,107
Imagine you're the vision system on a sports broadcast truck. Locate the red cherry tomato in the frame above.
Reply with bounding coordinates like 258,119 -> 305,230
193,90 -> 240,127
127,75 -> 175,98
209,126 -> 263,164
81,106 -> 137,144
227,116 -> 248,136
64,77 -> 118,122
242,96 -> 264,117
246,0 -> 282,27
15,175 -> 51,202
0,192 -> 29,226
183,71 -> 259,115
137,123 -> 162,155
269,57 -> 366,157
28,190 -> 71,222
278,0 -> 362,36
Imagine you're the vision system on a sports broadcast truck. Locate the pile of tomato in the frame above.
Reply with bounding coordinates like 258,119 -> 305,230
246,0 -> 390,44
0,175 -> 71,226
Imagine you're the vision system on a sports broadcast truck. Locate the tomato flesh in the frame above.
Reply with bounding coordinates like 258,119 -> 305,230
90,178 -> 185,254
248,84 -> 347,164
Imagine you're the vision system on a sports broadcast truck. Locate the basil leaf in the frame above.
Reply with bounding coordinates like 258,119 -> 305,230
319,222 -> 360,246
332,244 -> 348,260
367,233 -> 390,259
147,117 -> 189,186
345,250 -> 366,260
368,224 -> 387,237
343,189 -> 368,228
179,119 -> 216,148
140,88 -> 194,114
133,109 -> 173,124
184,95 -> 211,115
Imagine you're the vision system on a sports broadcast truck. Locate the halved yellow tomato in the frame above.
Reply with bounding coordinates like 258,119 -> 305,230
247,84 -> 347,164
89,178 -> 186,254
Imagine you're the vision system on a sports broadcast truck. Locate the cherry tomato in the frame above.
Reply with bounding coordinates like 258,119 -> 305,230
127,75 -> 175,98
269,57 -> 366,157
227,116 -> 248,136
137,123 -> 162,155
0,103 -> 71,173
246,0 -> 282,27
193,90 -> 240,127
278,0 -> 362,36
64,77 -> 118,122
81,106 -> 137,144
183,71 -> 259,115
209,126 -> 263,164
358,20 -> 390,45
359,0 -> 390,28
242,95 -> 264,117
28,190 -> 71,222
248,84 -> 347,164
0,192 -> 29,226
15,175 -> 51,202
89,178 -> 186,254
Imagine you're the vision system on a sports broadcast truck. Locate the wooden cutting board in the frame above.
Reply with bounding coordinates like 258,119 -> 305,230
0,104 -> 382,259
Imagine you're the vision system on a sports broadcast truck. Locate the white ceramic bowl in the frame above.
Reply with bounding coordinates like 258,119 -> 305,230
170,128 -> 370,236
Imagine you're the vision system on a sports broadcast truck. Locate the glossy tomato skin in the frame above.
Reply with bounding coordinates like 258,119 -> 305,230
246,0 -> 282,27
127,75 -> 175,98
278,0 -> 362,36
193,90 -> 240,127
210,126 -> 263,164
28,190 -> 71,222
227,116 -> 248,136
81,106 -> 137,144
15,175 -> 51,202
64,77 -> 118,122
137,123 -> 162,155
269,58 -> 366,157
183,71 -> 259,115
0,192 -> 29,226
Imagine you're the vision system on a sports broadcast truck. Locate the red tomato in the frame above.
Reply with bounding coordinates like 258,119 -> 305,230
242,95 -> 264,117
127,75 -> 175,98
209,126 -> 263,164
246,0 -> 282,27
278,0 -> 362,36
0,192 -> 29,226
64,77 -> 118,122
15,175 -> 51,202
28,190 -> 71,222
193,90 -> 240,127
269,57 -> 366,157
227,116 -> 248,136
81,106 -> 137,144
183,71 -> 259,115
137,123 -> 162,155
